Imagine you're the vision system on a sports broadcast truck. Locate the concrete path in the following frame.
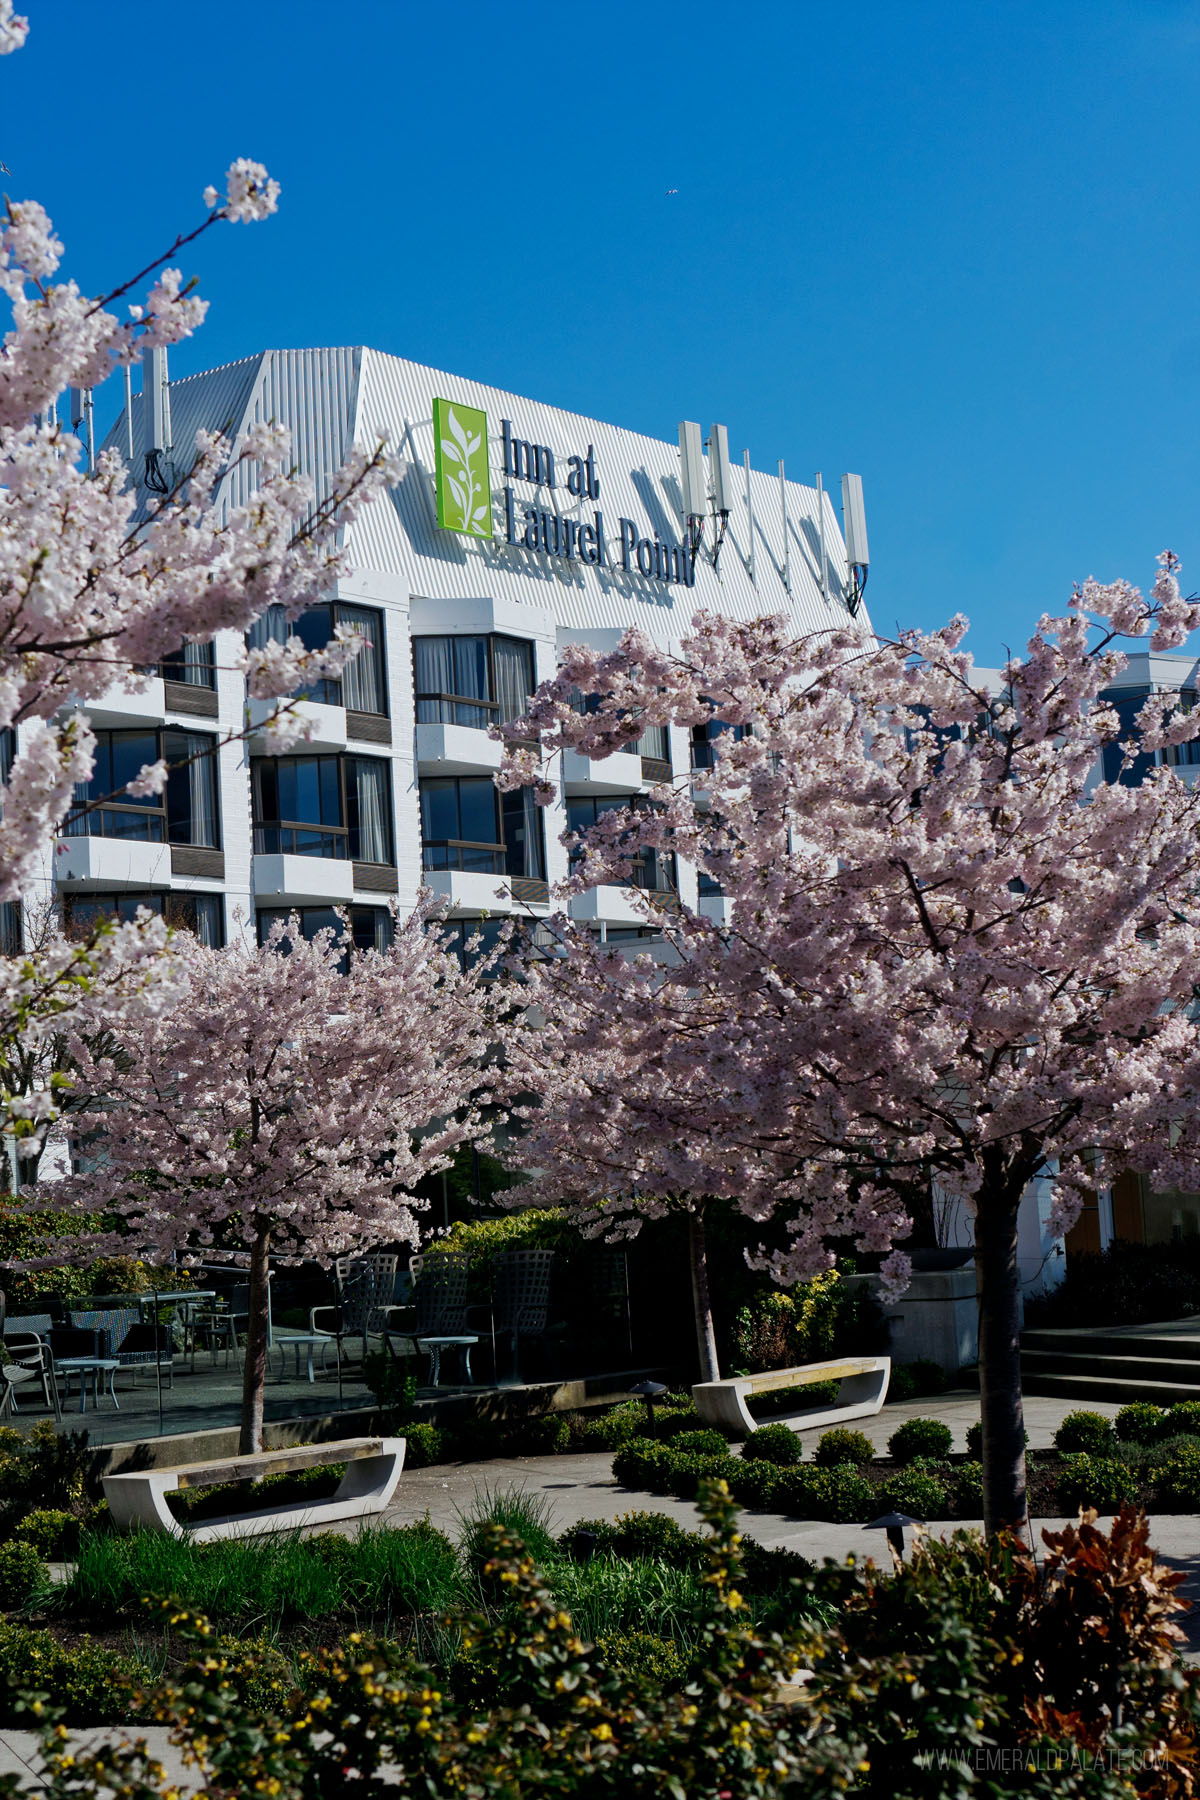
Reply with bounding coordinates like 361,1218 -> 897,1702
3,1387 -> 1192,1791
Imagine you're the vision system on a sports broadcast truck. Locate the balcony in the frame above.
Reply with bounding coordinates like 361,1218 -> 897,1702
415,723 -> 504,777
569,885 -> 667,929
55,835 -> 169,889
252,853 -> 356,906
246,698 -> 347,752
70,680 -> 166,732
562,749 -> 644,795
699,894 -> 734,926
424,869 -> 548,913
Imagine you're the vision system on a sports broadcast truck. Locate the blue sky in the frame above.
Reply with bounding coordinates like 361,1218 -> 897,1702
10,0 -> 1197,664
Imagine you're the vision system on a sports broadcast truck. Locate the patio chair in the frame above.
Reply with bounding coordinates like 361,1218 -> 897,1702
405,1252 -> 479,1386
492,1250 -> 556,1385
110,1319 -> 176,1390
3,1311 -> 55,1344
0,1330 -> 61,1420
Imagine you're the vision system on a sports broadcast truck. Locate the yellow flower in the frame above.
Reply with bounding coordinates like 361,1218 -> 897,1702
591,1724 -> 614,1742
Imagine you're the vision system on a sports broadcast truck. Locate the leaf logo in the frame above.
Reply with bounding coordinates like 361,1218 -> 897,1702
433,398 -> 492,539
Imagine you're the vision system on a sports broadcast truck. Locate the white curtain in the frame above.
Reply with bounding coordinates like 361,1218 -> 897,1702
413,637 -> 453,722
351,757 -> 391,863
181,641 -> 213,687
493,637 -> 533,726
247,605 -> 288,652
185,732 -> 218,846
338,604 -> 384,714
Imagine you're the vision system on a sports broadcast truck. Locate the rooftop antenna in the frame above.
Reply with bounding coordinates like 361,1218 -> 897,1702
743,448 -> 756,589
143,345 -> 172,494
706,422 -> 732,568
840,472 -> 869,615
678,419 -> 706,563
815,471 -> 829,604
68,386 -> 95,475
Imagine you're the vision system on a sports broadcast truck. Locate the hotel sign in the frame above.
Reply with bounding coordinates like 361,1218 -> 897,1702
433,397 -> 696,587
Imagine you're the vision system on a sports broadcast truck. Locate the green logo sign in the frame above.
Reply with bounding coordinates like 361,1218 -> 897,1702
433,397 -> 492,538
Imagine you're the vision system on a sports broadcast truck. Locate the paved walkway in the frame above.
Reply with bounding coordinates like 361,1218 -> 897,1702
3,1387 -> 1194,1792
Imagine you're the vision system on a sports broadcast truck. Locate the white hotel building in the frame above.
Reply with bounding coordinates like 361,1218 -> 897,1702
24,348 -> 869,956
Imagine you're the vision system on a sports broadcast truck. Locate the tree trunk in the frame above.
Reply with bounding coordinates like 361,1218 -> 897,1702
688,1208 -> 721,1385
239,1223 -> 271,1456
975,1194 -> 1027,1535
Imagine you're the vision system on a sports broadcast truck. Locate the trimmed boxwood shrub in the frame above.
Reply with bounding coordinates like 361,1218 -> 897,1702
0,1539 -> 47,1604
1053,1410 -> 1116,1455
1155,1441 -> 1200,1510
952,1460 -> 984,1514
813,1428 -> 874,1468
887,1417 -> 953,1465
1057,1454 -> 1139,1512
1165,1401 -> 1200,1440
965,1422 -> 1029,1460
1114,1403 -> 1166,1446
772,1465 -> 876,1523
0,1621 -> 146,1726
668,1454 -> 738,1501
10,1506 -> 79,1560
668,1429 -> 730,1458
880,1467 -> 952,1519
740,1424 -> 802,1467
727,1459 -> 783,1511
611,1438 -> 675,1490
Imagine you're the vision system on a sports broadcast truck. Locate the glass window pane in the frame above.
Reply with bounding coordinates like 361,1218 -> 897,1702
246,605 -> 289,653
420,779 -> 459,843
453,637 -> 489,701
164,730 -> 219,848
319,757 -> 341,825
338,605 -> 386,714
413,637 -> 453,701
347,757 -> 392,863
502,785 -> 544,879
493,637 -> 534,725
110,732 -> 160,807
457,777 -> 499,846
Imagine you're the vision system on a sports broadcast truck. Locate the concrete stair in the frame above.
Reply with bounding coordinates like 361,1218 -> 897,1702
1020,1327 -> 1200,1405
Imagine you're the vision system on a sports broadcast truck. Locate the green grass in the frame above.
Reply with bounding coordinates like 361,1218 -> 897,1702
56,1520 -> 464,1626
456,1484 -> 558,1574
550,1556 -> 707,1651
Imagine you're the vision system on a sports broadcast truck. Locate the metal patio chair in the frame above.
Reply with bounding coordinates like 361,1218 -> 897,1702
0,1329 -> 61,1420
404,1252 -> 479,1386
491,1249 -> 556,1385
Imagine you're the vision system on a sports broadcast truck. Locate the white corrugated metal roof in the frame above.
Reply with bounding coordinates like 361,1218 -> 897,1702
104,345 -> 872,646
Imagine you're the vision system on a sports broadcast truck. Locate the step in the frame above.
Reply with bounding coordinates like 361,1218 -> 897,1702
1020,1368 -> 1200,1405
1021,1348 -> 1200,1387
1021,1329 -> 1200,1363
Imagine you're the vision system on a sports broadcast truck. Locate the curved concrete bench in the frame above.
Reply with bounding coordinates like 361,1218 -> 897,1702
693,1356 -> 890,1438
102,1436 -> 406,1543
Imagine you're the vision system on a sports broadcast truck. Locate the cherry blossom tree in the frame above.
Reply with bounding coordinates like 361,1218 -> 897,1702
52,908 -> 497,1452
498,556 -> 1200,1531
0,2 -> 403,1159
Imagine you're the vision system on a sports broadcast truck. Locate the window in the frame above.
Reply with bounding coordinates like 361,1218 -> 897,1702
566,796 -> 676,893
1100,688 -> 1156,788
248,602 -> 388,715
413,634 -> 535,729
571,689 -> 670,767
419,775 -> 545,880
1160,690 -> 1200,770
256,905 -> 393,961
251,754 -> 394,863
438,916 -> 508,972
63,890 -> 224,946
160,641 -> 216,689
63,730 -> 220,846
0,900 -> 20,954
691,718 -> 748,771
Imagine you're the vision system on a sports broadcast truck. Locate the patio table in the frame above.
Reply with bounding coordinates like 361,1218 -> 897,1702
55,1356 -> 120,1414
271,1330 -> 335,1384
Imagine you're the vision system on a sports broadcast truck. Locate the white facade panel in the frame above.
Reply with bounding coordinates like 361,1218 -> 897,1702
38,345 -> 874,963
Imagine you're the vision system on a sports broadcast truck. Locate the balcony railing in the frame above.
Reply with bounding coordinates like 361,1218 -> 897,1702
253,823 -> 348,859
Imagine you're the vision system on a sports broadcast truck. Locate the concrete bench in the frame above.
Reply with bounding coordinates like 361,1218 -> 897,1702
692,1356 -> 891,1438
102,1436 -> 406,1543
